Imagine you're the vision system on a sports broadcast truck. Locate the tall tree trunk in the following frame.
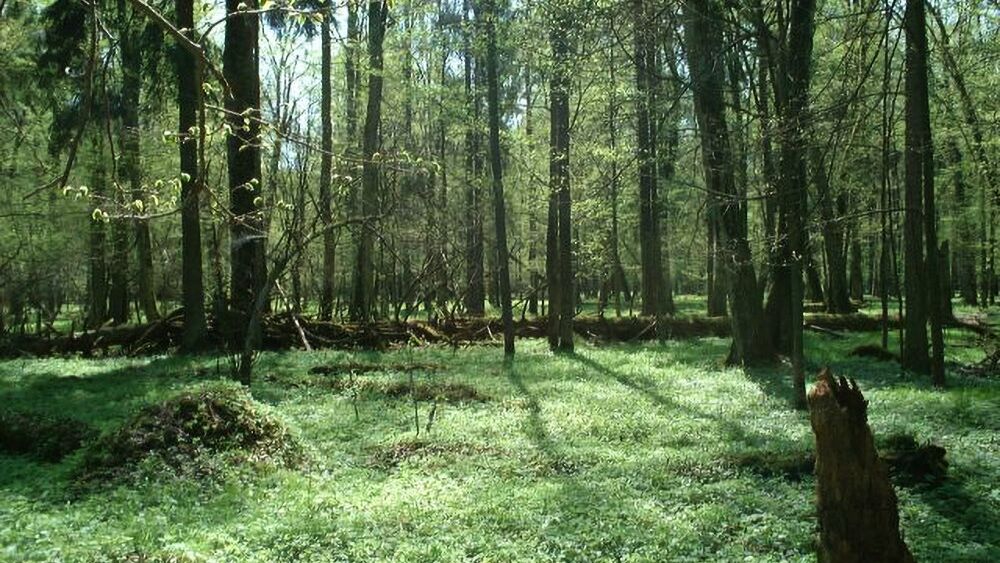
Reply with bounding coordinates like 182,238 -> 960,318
87,134 -> 109,329
927,5 -> 998,213
683,0 -> 771,366
906,0 -> 945,386
480,0 -> 514,357
341,0 -> 359,318
658,27 -> 680,317
108,212 -> 130,325
759,0 -> 815,405
318,11 -> 335,320
351,0 -> 388,322
812,148 -> 852,313
633,0 -> 664,322
706,211 -> 727,316
118,0 -> 157,322
901,0 -> 930,374
225,0 -> 265,382
947,140 -> 977,305
940,240 -> 953,320
546,163 -> 560,347
780,0 -> 815,408
177,0 -> 206,350
550,8 -> 573,352
601,39 -> 629,318
463,0 -> 485,317
849,238 -> 864,301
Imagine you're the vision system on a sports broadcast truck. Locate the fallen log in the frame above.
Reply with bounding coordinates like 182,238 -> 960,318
0,311 -> 988,358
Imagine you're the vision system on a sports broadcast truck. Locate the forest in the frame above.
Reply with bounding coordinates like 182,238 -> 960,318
0,0 -> 998,560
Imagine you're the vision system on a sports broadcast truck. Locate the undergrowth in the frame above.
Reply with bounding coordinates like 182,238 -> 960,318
0,329 -> 996,562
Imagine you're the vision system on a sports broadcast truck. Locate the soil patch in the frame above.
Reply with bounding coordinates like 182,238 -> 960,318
849,344 -> 899,363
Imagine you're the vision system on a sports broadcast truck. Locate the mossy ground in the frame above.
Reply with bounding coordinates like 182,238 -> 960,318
0,319 -> 997,562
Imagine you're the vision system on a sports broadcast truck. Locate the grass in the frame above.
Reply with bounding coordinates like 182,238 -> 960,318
0,329 -> 997,562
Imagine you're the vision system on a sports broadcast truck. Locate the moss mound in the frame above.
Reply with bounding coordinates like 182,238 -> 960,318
77,384 -> 304,482
366,439 -> 495,469
849,344 -> 899,362
0,410 -> 96,462
319,377 -> 489,403
880,433 -> 948,485
729,450 -> 815,481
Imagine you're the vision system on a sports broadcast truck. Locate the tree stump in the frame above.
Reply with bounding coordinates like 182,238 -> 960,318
808,368 -> 915,563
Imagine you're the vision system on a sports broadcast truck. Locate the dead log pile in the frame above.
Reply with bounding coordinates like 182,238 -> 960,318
0,311 -> 988,358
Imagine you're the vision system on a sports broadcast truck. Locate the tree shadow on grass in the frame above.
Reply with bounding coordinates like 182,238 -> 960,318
911,475 -> 1000,560
566,351 -> 807,452
0,355 -> 210,428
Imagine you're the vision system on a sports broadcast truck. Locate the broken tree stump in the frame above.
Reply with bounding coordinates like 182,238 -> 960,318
808,368 -> 915,563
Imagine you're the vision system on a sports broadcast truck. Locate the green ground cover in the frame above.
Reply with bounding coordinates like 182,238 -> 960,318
0,329 -> 997,562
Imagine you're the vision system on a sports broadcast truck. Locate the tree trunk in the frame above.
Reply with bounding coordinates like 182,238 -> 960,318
805,250 -> 825,304
225,0 -> 265,381
706,211 -> 727,316
351,0 -> 388,322
947,140 -> 977,305
87,135 -> 109,329
118,0 -> 158,322
108,214 -> 130,325
318,12 -> 335,321
480,0 -> 514,357
849,239 -> 864,302
780,0 -> 815,408
901,0 -> 930,375
633,0 -> 664,322
912,0 -> 946,387
812,149 -> 852,313
683,0 -> 771,366
809,369 -> 915,563
177,0 -> 206,351
550,8 -> 573,352
462,0 -> 485,317
940,240 -> 953,320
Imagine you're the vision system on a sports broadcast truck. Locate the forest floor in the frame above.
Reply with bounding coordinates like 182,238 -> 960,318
0,327 -> 998,561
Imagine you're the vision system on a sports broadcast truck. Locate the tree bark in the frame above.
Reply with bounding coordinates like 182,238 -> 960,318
549,7 -> 573,352
225,0 -> 265,381
901,0 -> 930,375
633,0 -> 664,322
118,0 -> 158,322
946,140 -> 976,305
87,134 -> 109,329
108,213 -> 130,325
462,0 -> 485,317
318,11 -> 335,320
812,149 -> 852,313
912,0 -> 946,387
351,0 -> 388,322
480,0 -> 514,357
177,0 -> 206,351
683,0 -> 771,366
849,239 -> 864,302
809,369 -> 915,563
940,240 -> 953,320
